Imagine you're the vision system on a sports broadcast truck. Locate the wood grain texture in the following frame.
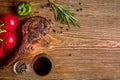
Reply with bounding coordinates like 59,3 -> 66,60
0,0 -> 120,80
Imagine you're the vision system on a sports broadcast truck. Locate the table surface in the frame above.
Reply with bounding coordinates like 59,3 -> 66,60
0,0 -> 120,80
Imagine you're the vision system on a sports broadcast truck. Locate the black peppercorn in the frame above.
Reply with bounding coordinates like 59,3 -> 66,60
52,29 -> 56,33
76,9 -> 79,12
60,31 -> 63,34
66,28 -> 69,31
79,2 -> 81,5
80,8 -> 83,11
69,54 -> 71,56
60,27 -> 63,29
41,5 -> 44,8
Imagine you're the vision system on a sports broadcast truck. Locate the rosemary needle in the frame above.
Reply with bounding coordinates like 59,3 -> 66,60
48,0 -> 80,28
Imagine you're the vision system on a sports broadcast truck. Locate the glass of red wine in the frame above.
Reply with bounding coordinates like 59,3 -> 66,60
32,53 -> 53,76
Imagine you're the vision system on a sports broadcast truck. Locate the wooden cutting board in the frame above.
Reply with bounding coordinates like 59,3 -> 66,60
0,0 -> 120,80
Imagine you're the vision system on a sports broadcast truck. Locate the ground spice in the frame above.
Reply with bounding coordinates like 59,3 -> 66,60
14,61 -> 27,74
49,19 -> 52,22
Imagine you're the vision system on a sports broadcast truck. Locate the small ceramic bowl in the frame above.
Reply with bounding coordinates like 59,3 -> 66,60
13,61 -> 27,74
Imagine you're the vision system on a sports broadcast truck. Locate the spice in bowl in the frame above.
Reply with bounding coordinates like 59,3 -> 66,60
13,61 -> 27,74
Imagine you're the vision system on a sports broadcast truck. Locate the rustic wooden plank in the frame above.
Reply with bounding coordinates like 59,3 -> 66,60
0,0 -> 120,80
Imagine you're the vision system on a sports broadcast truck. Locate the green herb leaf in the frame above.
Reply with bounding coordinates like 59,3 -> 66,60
48,0 -> 80,28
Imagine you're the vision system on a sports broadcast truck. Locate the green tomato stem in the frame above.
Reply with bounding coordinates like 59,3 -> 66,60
0,23 -> 5,27
0,38 -> 3,42
0,30 -> 6,34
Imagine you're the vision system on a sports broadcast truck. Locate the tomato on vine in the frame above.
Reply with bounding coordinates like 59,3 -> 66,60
0,14 -> 17,31
0,32 -> 16,49
0,48 -> 3,58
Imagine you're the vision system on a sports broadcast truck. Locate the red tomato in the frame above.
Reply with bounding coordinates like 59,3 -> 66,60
0,48 -> 3,58
0,14 -> 17,31
0,32 -> 16,49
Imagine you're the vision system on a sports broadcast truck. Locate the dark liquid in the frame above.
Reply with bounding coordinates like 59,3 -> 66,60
33,56 -> 52,76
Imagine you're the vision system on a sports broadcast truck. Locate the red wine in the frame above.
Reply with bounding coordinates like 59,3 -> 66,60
33,56 -> 52,76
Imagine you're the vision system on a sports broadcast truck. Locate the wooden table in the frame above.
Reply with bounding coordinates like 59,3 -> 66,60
0,0 -> 120,80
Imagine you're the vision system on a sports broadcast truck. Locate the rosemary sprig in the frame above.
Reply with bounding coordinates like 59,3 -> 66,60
48,0 -> 80,28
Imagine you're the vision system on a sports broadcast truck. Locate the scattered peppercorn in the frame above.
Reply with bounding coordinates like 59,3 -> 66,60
49,9 -> 52,11
76,9 -> 79,12
66,28 -> 69,31
41,5 -> 44,8
46,3 -> 51,7
49,19 -> 52,22
69,54 -> 71,56
52,29 -> 56,33
14,61 -> 27,74
79,2 -> 81,5
46,42 -> 49,45
60,27 -> 63,29
44,42 -> 49,47
31,47 -> 34,50
80,8 -> 83,11
60,31 -> 63,34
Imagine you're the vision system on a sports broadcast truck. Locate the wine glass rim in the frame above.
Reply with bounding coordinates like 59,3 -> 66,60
31,53 -> 54,76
